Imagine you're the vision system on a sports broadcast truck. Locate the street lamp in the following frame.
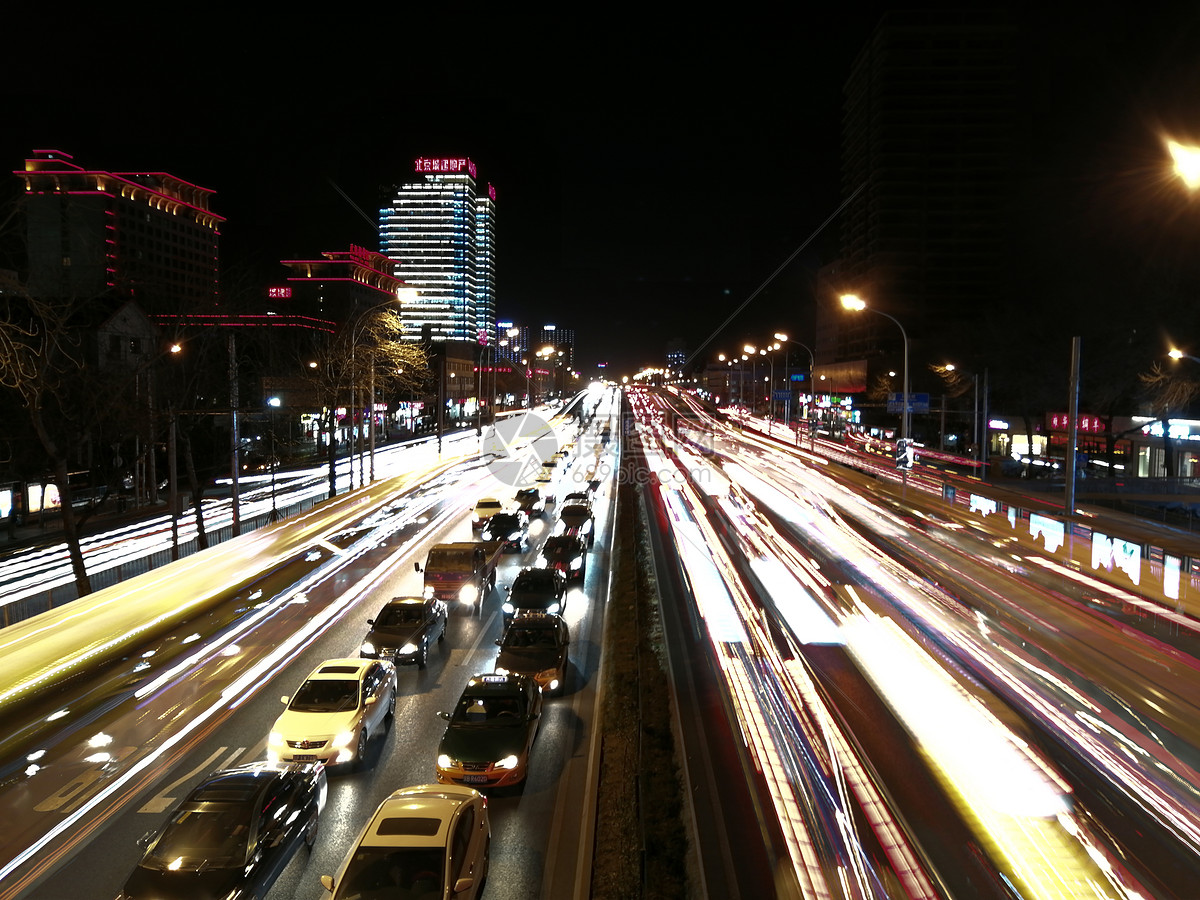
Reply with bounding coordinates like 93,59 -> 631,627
1168,140 -> 1200,190
775,332 -> 815,431
841,293 -> 910,441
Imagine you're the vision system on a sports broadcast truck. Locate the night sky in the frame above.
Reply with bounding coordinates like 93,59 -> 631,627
5,6 -> 1200,379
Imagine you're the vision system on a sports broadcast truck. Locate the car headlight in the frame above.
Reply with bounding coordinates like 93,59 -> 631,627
399,642 -> 417,654
332,731 -> 355,749
360,641 -> 376,656
437,753 -> 453,769
269,731 -> 283,746
502,602 -> 514,614
570,556 -> 584,569
460,584 -> 479,603
423,586 -> 435,599
508,531 -> 522,541
548,602 -> 561,614
582,521 -> 593,534
494,754 -> 519,770
494,666 -> 509,675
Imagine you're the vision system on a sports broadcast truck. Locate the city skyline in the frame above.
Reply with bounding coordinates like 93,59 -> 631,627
4,8 -> 1200,382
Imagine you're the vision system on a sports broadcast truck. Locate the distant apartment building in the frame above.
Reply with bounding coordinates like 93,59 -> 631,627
379,157 -> 496,344
279,244 -> 408,324
15,148 -> 222,312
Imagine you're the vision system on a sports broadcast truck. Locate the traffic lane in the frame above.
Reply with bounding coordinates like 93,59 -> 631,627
4,479 -> 482,897
25,548 -> 512,900
18,458 -> 612,900
0,488 -> 457,888
801,644 -> 1013,899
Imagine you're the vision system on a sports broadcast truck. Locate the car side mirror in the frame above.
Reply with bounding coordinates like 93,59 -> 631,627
320,874 -> 335,892
365,694 -> 377,705
366,618 -> 375,626
494,638 -> 502,646
437,710 -> 450,721
136,830 -> 156,849
453,876 -> 475,894
414,562 -> 422,573
281,695 -> 290,705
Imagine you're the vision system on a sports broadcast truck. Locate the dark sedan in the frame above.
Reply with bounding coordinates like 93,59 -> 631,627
119,762 -> 326,900
494,613 -> 571,694
481,510 -> 529,552
514,486 -> 547,517
540,534 -> 587,581
501,567 -> 567,627
360,596 -> 448,669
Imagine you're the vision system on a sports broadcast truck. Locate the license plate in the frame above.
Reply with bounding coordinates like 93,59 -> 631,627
462,775 -> 488,784
292,754 -> 317,761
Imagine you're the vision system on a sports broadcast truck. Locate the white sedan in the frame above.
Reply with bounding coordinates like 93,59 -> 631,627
320,784 -> 490,899
268,657 -> 396,769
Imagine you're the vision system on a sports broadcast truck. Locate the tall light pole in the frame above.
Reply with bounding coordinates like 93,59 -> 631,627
776,333 -> 815,429
841,293 -> 909,441
267,396 -> 280,522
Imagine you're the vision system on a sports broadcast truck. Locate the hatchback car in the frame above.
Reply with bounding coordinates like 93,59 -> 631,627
502,567 -> 567,627
360,596 -> 448,669
494,613 -> 571,694
436,673 -> 543,788
539,534 -> 588,581
268,658 -> 396,769
320,784 -> 489,900
480,510 -> 529,552
470,497 -> 504,531
119,762 -> 326,900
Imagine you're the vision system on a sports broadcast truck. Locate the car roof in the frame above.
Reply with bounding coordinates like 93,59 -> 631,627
475,497 -> 502,507
515,567 -> 562,583
360,785 -> 477,849
461,672 -> 530,696
382,596 -> 427,608
305,658 -> 372,681
186,763 -> 298,803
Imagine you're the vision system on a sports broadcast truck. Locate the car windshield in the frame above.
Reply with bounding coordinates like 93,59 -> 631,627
451,694 -> 525,725
503,627 -> 558,649
516,489 -> 538,501
489,514 -> 520,529
290,678 -> 360,712
145,805 -> 251,869
427,548 -> 474,569
512,576 -> 559,607
560,506 -> 590,525
543,539 -> 579,559
333,847 -> 445,900
376,606 -> 423,628
476,501 -> 502,513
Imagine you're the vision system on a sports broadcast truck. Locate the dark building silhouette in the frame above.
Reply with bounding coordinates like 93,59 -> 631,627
825,10 -> 1019,397
16,149 -> 223,312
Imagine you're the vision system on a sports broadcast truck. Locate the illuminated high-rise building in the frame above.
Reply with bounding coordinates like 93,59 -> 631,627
379,157 -> 496,343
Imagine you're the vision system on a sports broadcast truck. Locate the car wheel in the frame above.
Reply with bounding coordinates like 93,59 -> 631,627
386,690 -> 396,721
354,729 -> 368,770
304,809 -> 319,848
438,617 -> 447,643
418,640 -> 428,670
487,571 -> 496,593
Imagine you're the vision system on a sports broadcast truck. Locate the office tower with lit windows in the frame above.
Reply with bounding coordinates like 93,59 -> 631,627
379,157 -> 496,344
